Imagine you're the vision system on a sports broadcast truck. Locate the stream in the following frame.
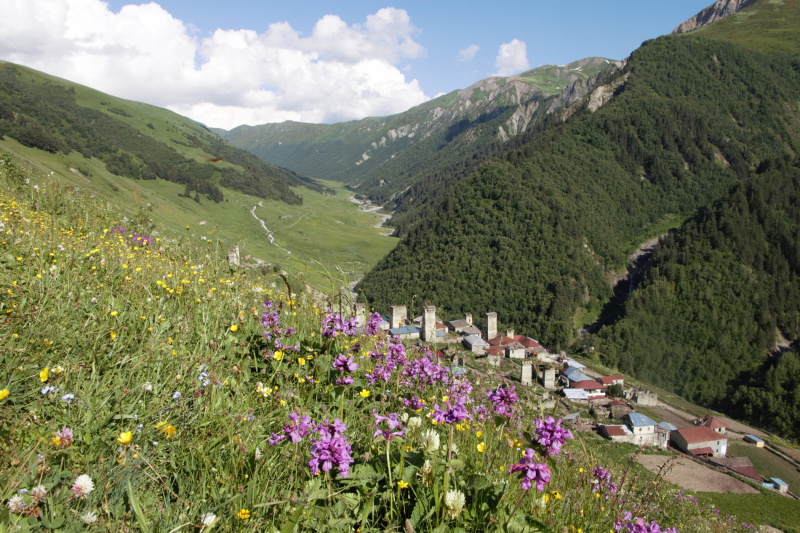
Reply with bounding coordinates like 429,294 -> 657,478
250,205 -> 292,255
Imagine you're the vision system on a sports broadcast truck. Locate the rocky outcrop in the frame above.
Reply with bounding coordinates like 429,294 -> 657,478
671,0 -> 758,34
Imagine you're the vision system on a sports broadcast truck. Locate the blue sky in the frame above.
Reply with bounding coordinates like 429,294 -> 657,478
2,0 -> 713,128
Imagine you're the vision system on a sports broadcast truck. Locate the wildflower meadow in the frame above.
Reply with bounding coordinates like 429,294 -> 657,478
0,154 -> 758,531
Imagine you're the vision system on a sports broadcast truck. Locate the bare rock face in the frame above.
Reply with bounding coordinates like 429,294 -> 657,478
671,0 -> 758,34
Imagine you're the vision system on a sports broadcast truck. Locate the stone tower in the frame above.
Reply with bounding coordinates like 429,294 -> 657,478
390,305 -> 407,328
422,305 -> 436,342
485,312 -> 497,340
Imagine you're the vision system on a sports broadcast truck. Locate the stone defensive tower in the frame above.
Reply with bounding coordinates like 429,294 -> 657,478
422,305 -> 436,342
390,305 -> 407,328
485,312 -> 497,340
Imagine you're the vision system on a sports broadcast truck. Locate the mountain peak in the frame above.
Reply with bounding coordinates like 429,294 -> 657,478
671,0 -> 758,34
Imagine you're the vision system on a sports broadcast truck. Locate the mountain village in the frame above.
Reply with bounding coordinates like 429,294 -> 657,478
352,302 -> 796,498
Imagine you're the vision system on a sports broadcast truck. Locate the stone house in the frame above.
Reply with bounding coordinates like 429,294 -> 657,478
671,426 -> 728,457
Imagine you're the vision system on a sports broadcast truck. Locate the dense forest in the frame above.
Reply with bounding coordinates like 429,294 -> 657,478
598,158 -> 800,439
0,63 -> 320,204
357,35 -> 800,350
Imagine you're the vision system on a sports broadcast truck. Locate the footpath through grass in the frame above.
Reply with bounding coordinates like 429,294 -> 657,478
0,154 -> 761,531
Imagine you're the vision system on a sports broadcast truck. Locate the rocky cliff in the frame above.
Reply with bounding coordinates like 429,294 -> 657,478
671,0 -> 758,34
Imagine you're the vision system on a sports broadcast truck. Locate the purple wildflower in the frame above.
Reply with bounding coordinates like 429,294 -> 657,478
372,411 -> 406,441
487,385 -> 518,417
365,312 -> 382,335
336,376 -> 354,385
269,412 -> 314,445
403,396 -> 426,411
333,354 -> 359,373
534,416 -> 573,456
508,448 -> 551,491
308,418 -> 354,478
614,512 -> 677,533
432,396 -> 471,425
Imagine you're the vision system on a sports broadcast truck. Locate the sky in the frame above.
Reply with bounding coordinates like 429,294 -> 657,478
1,0 -> 714,130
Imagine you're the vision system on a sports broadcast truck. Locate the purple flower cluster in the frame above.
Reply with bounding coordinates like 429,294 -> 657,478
534,416 -> 573,456
487,385 -> 518,417
401,355 -> 450,388
449,376 -> 473,397
364,311 -> 382,335
130,233 -> 153,246
592,465 -> 618,495
432,396 -> 471,425
261,298 -> 282,340
614,512 -> 677,533
321,309 -> 359,338
333,353 -> 359,385
333,353 -> 359,372
403,396 -> 426,411
308,418 -> 354,478
508,448 -> 551,491
372,411 -> 406,441
366,337 -> 408,384
268,412 -> 314,445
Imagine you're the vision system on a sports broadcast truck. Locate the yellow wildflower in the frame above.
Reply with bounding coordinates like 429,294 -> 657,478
297,357 -> 305,366
39,367 -> 49,383
156,421 -> 176,438
0,389 -> 8,400
230,324 -> 239,332
118,431 -> 133,445
359,389 -> 371,398
476,442 -> 486,453
273,350 -> 283,361
237,509 -> 251,520
397,480 -> 409,489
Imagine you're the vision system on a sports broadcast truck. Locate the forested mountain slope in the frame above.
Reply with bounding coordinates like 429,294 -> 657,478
0,61 -> 321,205
356,34 -> 800,349
597,158 -> 800,440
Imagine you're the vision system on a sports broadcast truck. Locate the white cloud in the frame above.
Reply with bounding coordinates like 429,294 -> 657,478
458,44 -> 479,63
493,39 -> 530,76
0,1 -> 429,129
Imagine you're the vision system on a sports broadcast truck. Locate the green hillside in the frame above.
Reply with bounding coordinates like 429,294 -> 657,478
0,62 -> 397,289
357,32 -> 800,351
688,0 -> 800,55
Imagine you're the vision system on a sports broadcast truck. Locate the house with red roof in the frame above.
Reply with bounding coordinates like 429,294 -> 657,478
571,379 -> 606,397
597,374 -> 624,387
672,426 -> 728,457
692,415 -> 727,435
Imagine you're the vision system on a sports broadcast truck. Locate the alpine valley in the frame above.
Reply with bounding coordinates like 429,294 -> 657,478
2,0 -> 800,445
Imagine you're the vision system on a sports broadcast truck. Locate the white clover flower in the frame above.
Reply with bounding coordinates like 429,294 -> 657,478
444,490 -> 466,519
30,484 -> 47,503
419,429 -> 440,453
7,494 -> 27,514
71,474 -> 94,499
142,382 -> 153,392
255,448 -> 262,460
407,416 -> 422,430
80,510 -> 99,524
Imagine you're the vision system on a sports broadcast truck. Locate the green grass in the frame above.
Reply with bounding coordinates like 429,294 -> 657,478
696,491 -> 800,533
688,0 -> 800,56
728,442 -> 800,492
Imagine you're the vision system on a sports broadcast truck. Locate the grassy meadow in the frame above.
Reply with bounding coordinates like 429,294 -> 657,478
0,153 -> 762,532
0,137 -> 397,291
